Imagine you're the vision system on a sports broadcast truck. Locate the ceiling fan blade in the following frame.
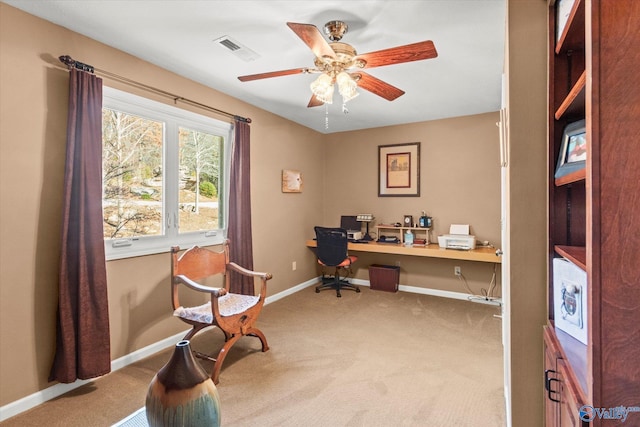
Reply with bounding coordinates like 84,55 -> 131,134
307,94 -> 324,108
354,40 -> 437,69
353,72 -> 405,101
287,22 -> 336,59
238,68 -> 309,82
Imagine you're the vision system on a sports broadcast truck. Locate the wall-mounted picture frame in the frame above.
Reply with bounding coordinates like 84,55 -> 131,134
282,169 -> 303,193
554,119 -> 586,180
378,142 -> 420,197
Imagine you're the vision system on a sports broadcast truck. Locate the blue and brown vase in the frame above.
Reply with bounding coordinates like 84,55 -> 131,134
146,340 -> 221,426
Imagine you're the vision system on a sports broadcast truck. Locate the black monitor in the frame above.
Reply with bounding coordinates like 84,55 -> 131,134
340,215 -> 360,231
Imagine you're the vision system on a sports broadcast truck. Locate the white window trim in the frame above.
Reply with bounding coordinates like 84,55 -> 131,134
102,87 -> 232,260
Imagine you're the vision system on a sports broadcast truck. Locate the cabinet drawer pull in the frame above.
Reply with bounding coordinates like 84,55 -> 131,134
544,369 -> 555,391
544,369 -> 561,403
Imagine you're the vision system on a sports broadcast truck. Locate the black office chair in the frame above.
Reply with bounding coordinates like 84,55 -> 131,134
314,226 -> 360,297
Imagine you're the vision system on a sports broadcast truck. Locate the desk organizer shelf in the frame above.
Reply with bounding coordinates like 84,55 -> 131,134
376,225 -> 430,244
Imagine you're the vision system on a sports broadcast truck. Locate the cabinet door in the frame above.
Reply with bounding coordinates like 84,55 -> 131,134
544,345 -> 560,426
544,328 -> 562,426
557,359 -> 585,427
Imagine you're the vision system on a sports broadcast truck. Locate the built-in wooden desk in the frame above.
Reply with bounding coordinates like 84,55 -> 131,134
305,240 -> 501,264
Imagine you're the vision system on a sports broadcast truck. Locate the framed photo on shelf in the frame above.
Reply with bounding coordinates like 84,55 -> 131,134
282,169 -> 303,193
378,142 -> 420,197
555,119 -> 586,179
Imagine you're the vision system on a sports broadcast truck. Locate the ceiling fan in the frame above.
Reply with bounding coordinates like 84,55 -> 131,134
237,20 -> 438,108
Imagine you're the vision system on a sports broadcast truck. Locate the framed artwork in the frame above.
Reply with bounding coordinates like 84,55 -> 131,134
378,142 -> 420,197
554,119 -> 586,179
282,169 -> 303,193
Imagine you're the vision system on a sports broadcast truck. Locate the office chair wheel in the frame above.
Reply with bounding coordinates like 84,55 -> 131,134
315,288 -> 320,293
356,287 -> 361,293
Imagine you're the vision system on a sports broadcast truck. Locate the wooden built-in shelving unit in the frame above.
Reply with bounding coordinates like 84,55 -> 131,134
544,1 -> 640,426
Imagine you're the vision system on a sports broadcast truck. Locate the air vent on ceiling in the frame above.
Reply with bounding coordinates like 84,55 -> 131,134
214,36 -> 260,62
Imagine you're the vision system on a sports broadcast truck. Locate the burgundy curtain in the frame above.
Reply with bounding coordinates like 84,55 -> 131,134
49,68 -> 111,383
227,119 -> 254,294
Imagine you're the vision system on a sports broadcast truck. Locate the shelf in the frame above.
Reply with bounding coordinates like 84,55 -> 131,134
554,245 -> 586,270
554,70 -> 586,120
555,0 -> 585,55
554,168 -> 585,186
306,240 -> 501,263
376,225 -> 431,231
376,225 -> 430,244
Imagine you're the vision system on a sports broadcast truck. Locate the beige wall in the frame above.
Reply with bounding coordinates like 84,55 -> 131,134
1,4 -> 548,421
0,4 -> 325,405
505,1 -> 548,426
323,116 -> 502,295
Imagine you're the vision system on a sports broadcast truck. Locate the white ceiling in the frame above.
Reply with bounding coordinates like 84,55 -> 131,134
4,0 -> 506,134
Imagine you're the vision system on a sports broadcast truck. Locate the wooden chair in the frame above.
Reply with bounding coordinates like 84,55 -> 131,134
170,241 -> 272,384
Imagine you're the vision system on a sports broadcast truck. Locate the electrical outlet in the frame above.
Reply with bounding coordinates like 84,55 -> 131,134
292,261 -> 297,271
454,266 -> 461,276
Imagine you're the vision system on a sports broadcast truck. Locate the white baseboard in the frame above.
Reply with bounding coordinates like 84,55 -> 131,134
291,276 -> 496,304
264,277 -> 317,304
399,283 -> 477,300
0,282 -> 317,422
354,277 -> 498,303
0,277 -> 494,422
0,329 -> 188,422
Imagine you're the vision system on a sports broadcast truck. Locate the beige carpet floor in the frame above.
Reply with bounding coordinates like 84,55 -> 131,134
1,286 -> 505,426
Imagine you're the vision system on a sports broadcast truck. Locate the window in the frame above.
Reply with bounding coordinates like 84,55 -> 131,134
102,87 -> 231,260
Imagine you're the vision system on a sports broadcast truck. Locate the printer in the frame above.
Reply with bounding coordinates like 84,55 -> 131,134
438,224 -> 476,250
347,230 -> 363,240
341,215 -> 363,241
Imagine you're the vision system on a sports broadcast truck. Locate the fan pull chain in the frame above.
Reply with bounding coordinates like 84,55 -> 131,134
342,103 -> 349,114
325,103 -> 329,130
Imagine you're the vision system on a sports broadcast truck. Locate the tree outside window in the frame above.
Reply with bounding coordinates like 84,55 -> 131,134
102,86 -> 230,259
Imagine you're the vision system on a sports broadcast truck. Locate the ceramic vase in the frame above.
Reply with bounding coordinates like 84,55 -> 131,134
146,340 -> 221,427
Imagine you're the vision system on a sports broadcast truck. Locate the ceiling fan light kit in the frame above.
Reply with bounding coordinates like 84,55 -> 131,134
237,20 -> 438,109
336,71 -> 358,102
310,70 -> 359,105
310,73 -> 335,104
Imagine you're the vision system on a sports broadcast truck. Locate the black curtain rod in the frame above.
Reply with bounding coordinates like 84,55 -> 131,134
59,55 -> 251,123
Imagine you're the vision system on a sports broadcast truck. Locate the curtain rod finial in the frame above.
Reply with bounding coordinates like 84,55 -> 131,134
59,55 -> 74,67
59,55 -> 94,73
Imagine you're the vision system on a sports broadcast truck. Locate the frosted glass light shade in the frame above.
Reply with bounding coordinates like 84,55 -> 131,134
337,72 -> 359,103
310,74 -> 334,104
